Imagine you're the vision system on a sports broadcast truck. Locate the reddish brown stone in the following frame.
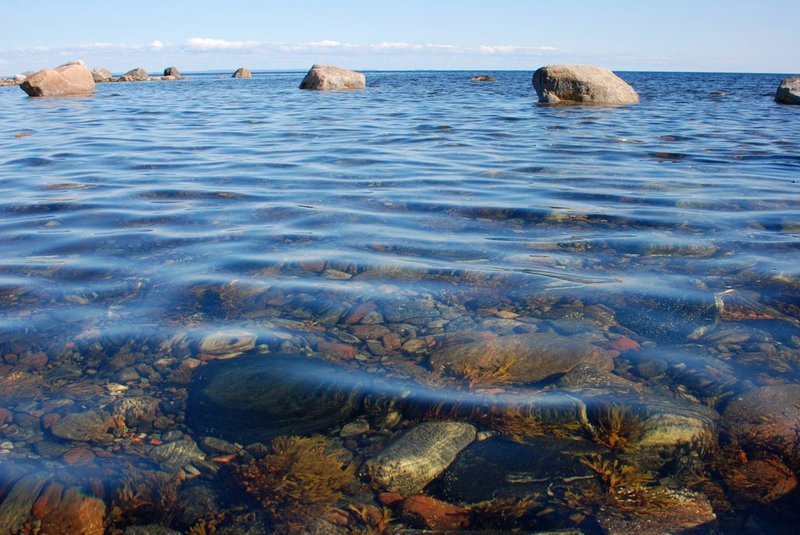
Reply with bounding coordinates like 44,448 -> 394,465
377,492 -> 403,506
40,487 -> 106,535
42,412 -> 60,429
0,407 -> 12,425
382,333 -> 402,352
345,302 -> 377,324
19,352 -> 48,370
606,337 -> 641,351
63,447 -> 96,466
32,482 -> 64,519
317,341 -> 357,359
400,495 -> 470,531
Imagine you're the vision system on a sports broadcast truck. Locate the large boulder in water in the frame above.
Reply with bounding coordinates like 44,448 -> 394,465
91,67 -> 113,83
20,61 -> 95,97
162,66 -> 184,79
299,64 -> 365,90
532,64 -> 639,105
232,67 -> 251,79
775,77 -> 800,105
429,332 -> 616,384
117,67 -> 150,82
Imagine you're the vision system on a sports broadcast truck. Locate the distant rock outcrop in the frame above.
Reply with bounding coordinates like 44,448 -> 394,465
19,61 -> 95,97
471,75 -> 496,82
232,67 -> 251,79
91,67 -> 113,83
532,64 -> 639,105
117,68 -> 150,82
775,77 -> 800,105
299,64 -> 365,90
162,66 -> 184,80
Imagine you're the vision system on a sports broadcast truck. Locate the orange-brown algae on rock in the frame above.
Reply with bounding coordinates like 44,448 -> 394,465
39,486 -> 106,535
721,457 -> 798,504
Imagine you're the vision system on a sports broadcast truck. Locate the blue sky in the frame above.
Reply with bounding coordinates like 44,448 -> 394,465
1,0 -> 797,75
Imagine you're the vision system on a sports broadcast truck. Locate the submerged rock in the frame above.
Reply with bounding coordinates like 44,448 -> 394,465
365,421 -> 476,495
0,472 -> 48,534
471,75 -> 496,82
532,65 -> 638,105
299,64 -> 366,90
775,77 -> 800,105
20,61 -> 95,97
596,490 -> 717,535
429,333 -> 615,384
197,329 -> 256,359
50,411 -> 113,442
722,384 -> 800,458
232,67 -> 251,79
188,356 -> 367,443
428,436 -> 605,504
150,438 -> 206,470
38,487 -> 106,535
400,495 -> 471,530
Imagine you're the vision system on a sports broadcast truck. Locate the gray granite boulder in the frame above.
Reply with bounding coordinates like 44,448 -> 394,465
365,421 -> 476,495
20,61 -> 95,97
775,77 -> 800,105
532,64 -> 638,105
163,66 -> 184,79
299,64 -> 365,90
118,67 -> 150,82
91,67 -> 113,83
232,67 -> 252,78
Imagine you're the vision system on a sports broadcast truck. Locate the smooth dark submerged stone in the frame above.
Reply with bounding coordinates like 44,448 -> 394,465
20,61 -> 95,97
775,77 -> 800,105
532,64 -> 639,105
188,355 -> 374,443
299,64 -> 366,90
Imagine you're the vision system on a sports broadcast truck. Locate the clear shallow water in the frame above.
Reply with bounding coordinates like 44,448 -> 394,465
1,71 -> 799,533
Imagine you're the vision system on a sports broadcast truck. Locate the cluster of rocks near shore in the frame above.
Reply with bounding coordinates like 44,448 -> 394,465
4,60 -> 799,105
0,259 -> 798,533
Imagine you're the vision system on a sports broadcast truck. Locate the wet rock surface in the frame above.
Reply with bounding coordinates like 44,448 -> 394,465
775,76 -> 800,105
366,421 -> 477,495
429,333 -> 615,384
722,384 -> 800,458
428,436 -> 604,504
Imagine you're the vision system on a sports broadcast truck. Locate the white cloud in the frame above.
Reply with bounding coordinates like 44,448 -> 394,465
186,37 -> 260,50
372,42 -> 422,50
480,45 -> 558,54
305,40 -> 345,48
150,40 -> 165,50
